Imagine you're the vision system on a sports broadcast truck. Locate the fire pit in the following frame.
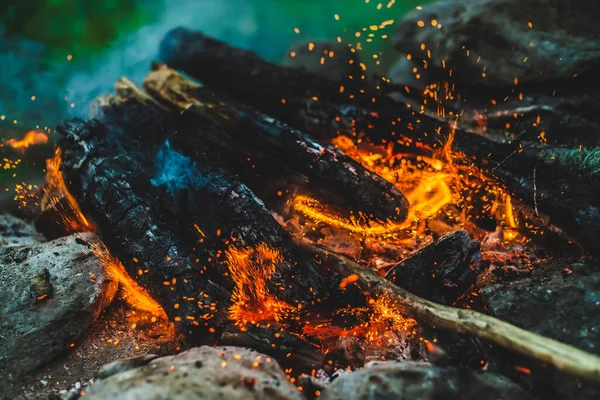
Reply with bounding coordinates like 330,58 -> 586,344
1,2 -> 600,399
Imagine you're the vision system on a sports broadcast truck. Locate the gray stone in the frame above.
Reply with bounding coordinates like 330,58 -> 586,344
320,360 -> 533,400
97,354 -> 160,380
479,260 -> 600,399
81,346 -> 303,400
391,0 -> 600,87
283,41 -> 362,81
480,261 -> 600,354
0,212 -> 44,247
0,233 -> 117,375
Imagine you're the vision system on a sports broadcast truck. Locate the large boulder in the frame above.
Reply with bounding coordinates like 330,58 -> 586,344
479,260 -> 600,399
80,346 -> 303,400
0,233 -> 117,375
391,0 -> 600,87
320,360 -> 533,400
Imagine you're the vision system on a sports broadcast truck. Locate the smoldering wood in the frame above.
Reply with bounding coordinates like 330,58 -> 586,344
303,241 -> 600,384
57,108 -> 361,348
58,118 -> 230,342
158,28 -> 600,257
385,230 -> 483,305
139,65 -> 408,226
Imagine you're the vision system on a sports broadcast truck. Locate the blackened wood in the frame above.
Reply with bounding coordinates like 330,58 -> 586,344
140,65 -> 409,225
57,105 -> 360,344
58,118 -> 229,342
385,230 -> 483,305
158,27 -> 439,145
159,28 -> 600,256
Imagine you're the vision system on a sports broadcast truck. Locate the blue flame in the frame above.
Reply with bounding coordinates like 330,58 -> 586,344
150,140 -> 199,193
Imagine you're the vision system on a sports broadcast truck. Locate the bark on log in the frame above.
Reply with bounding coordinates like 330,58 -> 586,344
158,28 -> 600,256
304,242 -> 600,384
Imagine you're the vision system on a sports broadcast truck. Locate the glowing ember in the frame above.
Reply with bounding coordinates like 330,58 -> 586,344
292,134 -> 519,241
41,148 -> 93,233
226,244 -> 295,328
303,292 -> 417,347
5,130 -> 48,152
90,241 -> 166,318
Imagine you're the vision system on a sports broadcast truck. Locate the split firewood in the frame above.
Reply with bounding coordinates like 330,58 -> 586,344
304,242 -> 600,384
158,28 -> 600,257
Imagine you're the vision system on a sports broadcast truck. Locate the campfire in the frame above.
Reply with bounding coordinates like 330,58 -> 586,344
2,5 -> 600,399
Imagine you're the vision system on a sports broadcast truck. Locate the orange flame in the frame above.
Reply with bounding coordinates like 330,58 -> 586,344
42,148 -> 92,233
226,244 -> 295,328
41,148 -> 166,319
292,136 -> 455,236
90,241 -> 166,318
292,134 -> 519,243
6,130 -> 48,152
303,293 -> 417,346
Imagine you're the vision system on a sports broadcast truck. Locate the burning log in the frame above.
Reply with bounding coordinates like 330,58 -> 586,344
305,243 -> 600,384
137,65 -> 409,227
57,100 -> 366,351
158,28 -> 428,144
159,28 -> 600,256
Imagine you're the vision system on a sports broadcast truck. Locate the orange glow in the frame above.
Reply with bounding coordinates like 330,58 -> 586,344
303,293 -> 417,346
505,195 -> 518,228
41,148 -> 167,319
5,130 -> 48,152
292,135 -> 457,236
90,240 -> 167,318
366,293 -> 417,345
226,244 -> 294,328
41,148 -> 92,233
292,195 -> 406,236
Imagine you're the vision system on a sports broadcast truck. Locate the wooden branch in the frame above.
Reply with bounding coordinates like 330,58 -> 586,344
304,242 -> 600,383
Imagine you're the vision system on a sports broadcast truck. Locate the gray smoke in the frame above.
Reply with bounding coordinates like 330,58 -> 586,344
0,0 -> 333,130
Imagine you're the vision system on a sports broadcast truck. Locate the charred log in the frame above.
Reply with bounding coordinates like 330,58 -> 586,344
138,65 -> 408,227
57,108 -> 361,346
158,28 -> 600,256
158,27 -> 436,145
385,230 -> 483,305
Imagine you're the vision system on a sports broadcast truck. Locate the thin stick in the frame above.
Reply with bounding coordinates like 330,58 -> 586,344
303,242 -> 600,383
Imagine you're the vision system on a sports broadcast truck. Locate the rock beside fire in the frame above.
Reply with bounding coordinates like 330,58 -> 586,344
79,346 -> 303,400
479,260 -> 600,399
391,0 -> 600,87
386,230 -> 482,304
0,233 -> 117,375
283,40 -> 362,81
388,0 -> 600,146
0,212 -> 44,247
320,360 -> 533,400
